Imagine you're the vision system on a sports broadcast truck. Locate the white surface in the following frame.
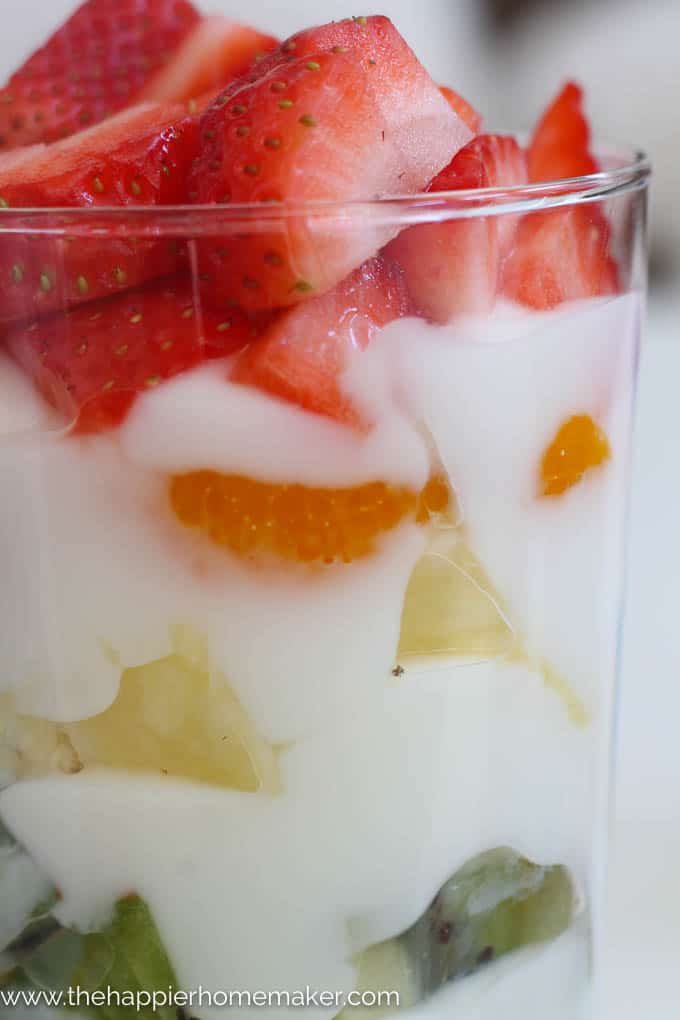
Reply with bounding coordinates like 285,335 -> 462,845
603,290 -> 680,1019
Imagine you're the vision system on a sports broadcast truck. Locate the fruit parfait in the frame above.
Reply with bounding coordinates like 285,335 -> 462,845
0,3 -> 648,1019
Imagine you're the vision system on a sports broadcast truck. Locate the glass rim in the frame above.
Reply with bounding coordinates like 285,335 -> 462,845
0,143 -> 650,237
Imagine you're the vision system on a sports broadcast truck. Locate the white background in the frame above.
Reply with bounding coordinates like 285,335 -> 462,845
1,0 -> 678,1015
604,291 -> 680,1019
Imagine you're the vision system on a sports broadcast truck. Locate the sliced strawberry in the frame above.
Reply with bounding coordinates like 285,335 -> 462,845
503,82 -> 618,310
502,207 -> 619,310
439,85 -> 481,135
0,103 -> 199,326
429,132 -> 528,251
0,102 -> 197,206
232,256 -> 411,426
241,14 -> 454,82
387,134 -> 528,323
0,143 -> 46,173
0,0 -> 201,150
191,17 -> 472,311
527,82 -> 598,183
139,16 -> 278,103
6,276 -> 268,433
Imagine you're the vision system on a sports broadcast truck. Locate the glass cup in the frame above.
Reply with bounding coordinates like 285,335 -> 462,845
0,146 -> 649,1020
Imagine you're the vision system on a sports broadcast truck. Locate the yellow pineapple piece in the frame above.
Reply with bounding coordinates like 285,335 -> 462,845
64,646 -> 279,794
398,538 -> 514,660
0,695 -> 81,779
0,628 -> 279,793
168,623 -> 210,673
397,537 -> 589,725
506,651 -> 589,727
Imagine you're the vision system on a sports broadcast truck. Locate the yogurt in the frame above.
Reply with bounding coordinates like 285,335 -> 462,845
0,292 -> 639,1019
1,659 -> 590,1020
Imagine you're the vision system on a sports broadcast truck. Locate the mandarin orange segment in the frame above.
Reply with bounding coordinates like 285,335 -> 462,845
170,472 -> 451,564
540,414 -> 611,497
416,475 -> 451,522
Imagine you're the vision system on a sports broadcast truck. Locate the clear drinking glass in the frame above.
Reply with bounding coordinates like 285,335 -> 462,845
0,147 -> 649,1020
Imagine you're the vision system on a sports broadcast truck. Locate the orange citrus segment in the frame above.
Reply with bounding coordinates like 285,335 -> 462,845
540,414 -> 610,497
170,472 -> 450,564
416,475 -> 451,522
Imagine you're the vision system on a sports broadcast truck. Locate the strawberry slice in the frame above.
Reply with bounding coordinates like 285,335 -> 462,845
191,16 -> 472,311
0,102 -> 197,206
232,255 -> 411,425
387,134 -> 528,323
502,207 -> 619,310
527,82 -> 598,183
139,16 -> 278,104
0,103 -> 199,326
0,0 -> 201,150
439,85 -> 481,135
503,82 -> 619,310
6,276 -> 267,433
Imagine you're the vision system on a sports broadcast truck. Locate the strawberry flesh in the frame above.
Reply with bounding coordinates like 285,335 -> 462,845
503,82 -> 619,310
232,255 -> 411,426
6,276 -> 268,433
0,0 -> 201,150
191,17 -> 472,311
439,85 -> 481,135
502,207 -> 619,310
527,81 -> 598,183
387,134 -> 528,323
0,104 -> 199,326
139,16 -> 278,104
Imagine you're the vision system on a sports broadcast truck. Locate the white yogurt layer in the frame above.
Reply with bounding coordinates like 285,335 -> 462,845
0,294 -> 639,733
0,291 -> 639,1020
0,351 -> 60,435
0,430 -> 424,738
0,659 -> 590,1020
347,294 -> 640,713
120,362 -> 430,490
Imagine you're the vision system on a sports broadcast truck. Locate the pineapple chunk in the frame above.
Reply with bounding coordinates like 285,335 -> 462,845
1,628 -> 279,793
398,538 -> 514,659
0,699 -> 80,780
65,650 -> 279,793
397,537 -> 588,725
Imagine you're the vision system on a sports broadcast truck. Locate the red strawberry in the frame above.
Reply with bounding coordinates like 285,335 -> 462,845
190,17 -> 472,311
6,276 -> 268,433
246,19 -> 477,148
387,134 -> 528,323
0,0 -> 201,150
502,207 -> 619,310
439,85 -> 481,135
139,16 -> 278,104
232,256 -> 411,426
0,143 -> 46,173
503,82 -> 619,310
0,103 -> 199,326
0,102 -> 197,206
238,14 -> 452,81
527,82 -> 598,183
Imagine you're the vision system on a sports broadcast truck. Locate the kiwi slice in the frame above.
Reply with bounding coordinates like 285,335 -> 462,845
1,824 -> 179,1020
352,847 -> 576,1008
